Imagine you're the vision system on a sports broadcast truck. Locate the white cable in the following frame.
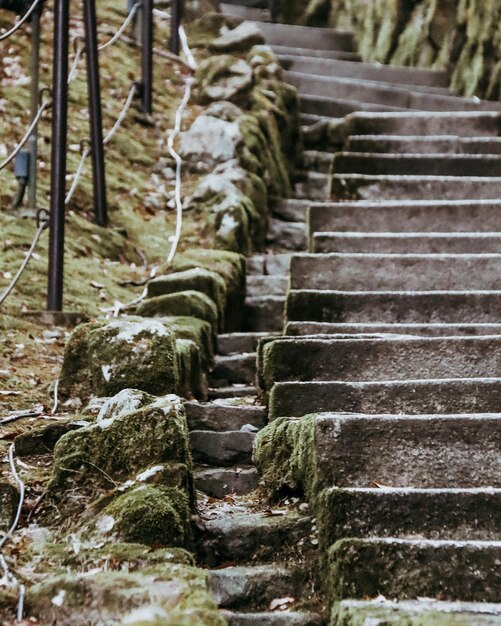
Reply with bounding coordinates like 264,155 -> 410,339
103,82 -> 137,144
0,0 -> 42,41
0,446 -> 25,552
65,146 -> 90,204
153,8 -> 171,19
179,25 -> 197,70
98,2 -> 141,51
0,101 -> 49,171
51,378 -> 60,415
67,45 -> 85,85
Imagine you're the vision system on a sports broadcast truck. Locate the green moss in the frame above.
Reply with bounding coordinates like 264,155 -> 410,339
160,316 -> 214,369
47,393 -> 193,509
59,318 -> 179,401
136,291 -> 219,333
176,338 -> 207,400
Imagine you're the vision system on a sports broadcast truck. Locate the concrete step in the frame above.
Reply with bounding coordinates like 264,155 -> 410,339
307,200 -> 501,235
332,152 -> 501,177
208,385 -> 257,400
328,538 -> 501,602
246,275 -> 289,298
199,511 -> 312,565
271,199 -> 309,222
285,322 -> 501,337
243,296 -> 285,332
333,600 -> 501,626
225,611 -> 324,626
209,565 -> 303,609
346,134 -> 501,154
250,21 -> 355,52
266,412 -> 501,486
300,94 -> 409,119
185,399 -> 266,431
190,430 -> 256,466
269,379 -> 501,419
319,487 -> 501,546
286,71 -> 501,112
266,218 -> 307,250
303,150 -> 334,174
294,172 -> 330,200
211,353 -> 257,385
271,43 -> 361,62
343,111 -> 501,137
260,335 -> 501,385
331,174 -> 501,202
279,55 -> 449,88
311,232 -> 501,254
195,466 -> 260,498
220,3 -> 271,21
217,332 -> 272,355
286,289 -> 501,324
289,253 -> 501,291
246,254 -> 293,276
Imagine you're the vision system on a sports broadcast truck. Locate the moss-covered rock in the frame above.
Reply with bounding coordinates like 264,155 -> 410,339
47,391 -> 194,510
136,291 -> 219,332
195,55 -> 254,106
59,318 -> 179,402
176,337 -> 207,400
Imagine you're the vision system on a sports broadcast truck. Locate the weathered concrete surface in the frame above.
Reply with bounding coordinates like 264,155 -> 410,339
190,430 -> 255,466
250,21 -> 354,51
285,322 -> 501,337
269,379 -> 501,419
195,467 -> 259,497
290,253 -> 501,291
346,134 -> 501,154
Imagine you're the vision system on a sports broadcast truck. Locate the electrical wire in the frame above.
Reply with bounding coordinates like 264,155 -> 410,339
0,0 -> 43,41
98,2 -> 141,51
0,100 -> 49,171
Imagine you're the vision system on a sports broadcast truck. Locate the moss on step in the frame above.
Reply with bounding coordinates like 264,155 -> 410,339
176,338 -> 207,400
136,291 -> 219,333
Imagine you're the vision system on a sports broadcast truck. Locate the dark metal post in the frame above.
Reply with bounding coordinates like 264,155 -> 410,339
83,0 -> 108,226
28,1 -> 42,210
141,0 -> 153,114
169,0 -> 180,55
47,0 -> 70,311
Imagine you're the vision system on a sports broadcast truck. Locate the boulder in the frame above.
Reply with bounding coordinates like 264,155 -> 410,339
209,21 -> 265,53
136,291 -> 219,332
196,55 -> 253,105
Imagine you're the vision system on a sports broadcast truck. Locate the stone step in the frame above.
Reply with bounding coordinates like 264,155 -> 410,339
332,152 -> 501,177
279,55 -> 449,88
300,94 -> 409,119
328,538 -> 501,602
266,218 -> 307,250
260,335 -> 501,386
224,611 -> 324,626
185,399 -> 266,431
333,600 -> 501,626
209,565 -> 303,609
307,200 -> 501,235
220,3 -> 271,21
311,232 -> 501,254
271,199 -> 309,222
211,353 -> 257,385
294,172 -> 330,200
246,275 -> 289,298
285,322 -> 501,337
195,467 -> 260,498
271,43 -> 361,62
289,253 -> 501,291
303,150 -> 334,174
343,111 -> 501,137
269,379 -> 501,419
217,332 -> 273,355
286,71 -> 501,112
250,21 -> 355,52
268,412 -> 501,490
346,134 -> 501,154
319,488 -> 501,546
199,511 -> 312,565
331,174 -> 501,202
286,289 -> 501,324
243,297 -> 285,332
190,430 -> 256,466
246,254 -> 293,276
208,385 -> 257,400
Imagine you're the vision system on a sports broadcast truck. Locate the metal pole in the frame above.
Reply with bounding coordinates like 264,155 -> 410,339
47,0 -> 70,311
169,0 -> 180,55
141,0 -> 153,114
83,0 -> 108,226
28,2 -> 41,210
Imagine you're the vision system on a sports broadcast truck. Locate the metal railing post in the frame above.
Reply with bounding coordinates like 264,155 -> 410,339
28,0 -> 42,210
47,0 -> 70,311
169,0 -> 180,55
83,0 -> 108,226
141,0 -> 153,113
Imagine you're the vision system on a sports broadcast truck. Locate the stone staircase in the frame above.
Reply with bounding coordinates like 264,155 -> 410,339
188,6 -> 501,625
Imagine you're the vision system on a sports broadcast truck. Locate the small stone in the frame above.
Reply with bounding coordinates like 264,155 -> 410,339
210,22 -> 264,53
299,503 -> 309,513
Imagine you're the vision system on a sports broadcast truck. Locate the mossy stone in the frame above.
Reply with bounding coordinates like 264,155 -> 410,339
176,338 -> 207,400
136,291 -> 219,333
160,315 -> 214,369
59,318 -> 179,402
